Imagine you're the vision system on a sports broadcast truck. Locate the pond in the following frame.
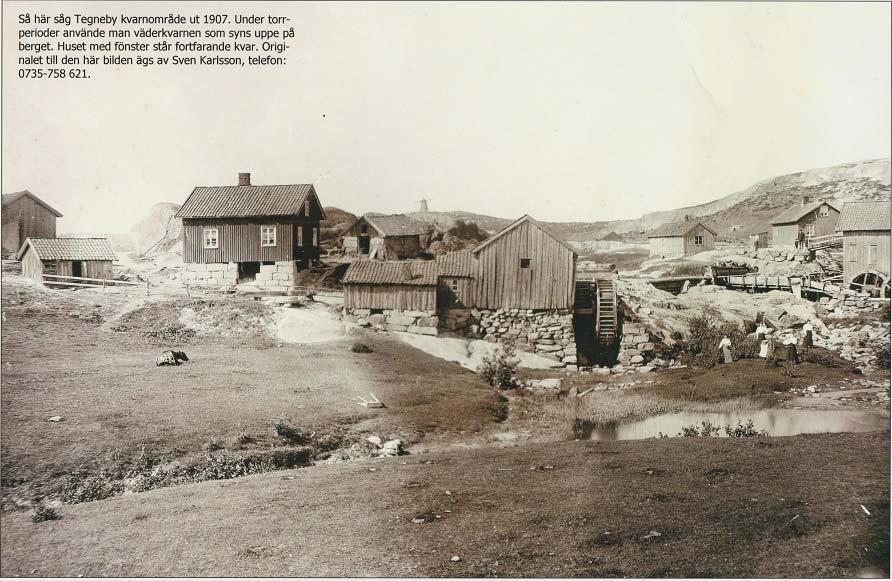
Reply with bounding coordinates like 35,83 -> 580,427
584,409 -> 890,441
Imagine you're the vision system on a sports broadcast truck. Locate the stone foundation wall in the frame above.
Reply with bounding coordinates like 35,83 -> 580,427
820,295 -> 890,317
182,262 -> 238,286
618,321 -> 656,369
473,309 -> 576,366
740,247 -> 812,263
343,308 -> 439,335
255,261 -> 298,292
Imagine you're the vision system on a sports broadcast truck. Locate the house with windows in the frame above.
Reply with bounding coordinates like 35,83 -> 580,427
837,201 -> 891,296
175,173 -> 325,289
343,213 -> 427,260
2,190 -> 63,255
647,221 -> 716,258
769,196 -> 842,247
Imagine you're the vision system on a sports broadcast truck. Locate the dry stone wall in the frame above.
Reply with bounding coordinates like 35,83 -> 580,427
181,262 -> 238,287
343,308 -> 439,336
255,261 -> 298,292
472,308 -> 576,366
617,321 -> 657,369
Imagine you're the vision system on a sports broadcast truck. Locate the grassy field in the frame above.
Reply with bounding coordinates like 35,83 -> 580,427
1,432 -> 887,577
0,278 -> 504,506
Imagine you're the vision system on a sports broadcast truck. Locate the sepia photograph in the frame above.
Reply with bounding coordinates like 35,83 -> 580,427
1,1 -> 890,578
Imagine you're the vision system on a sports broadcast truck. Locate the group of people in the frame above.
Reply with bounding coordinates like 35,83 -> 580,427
718,318 -> 817,366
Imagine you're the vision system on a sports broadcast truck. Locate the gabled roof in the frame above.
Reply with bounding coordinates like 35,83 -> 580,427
342,259 -> 438,286
360,213 -> 427,237
17,237 -> 116,261
175,184 -> 326,219
837,201 -> 891,232
647,221 -> 717,238
2,190 -> 63,217
769,199 -> 842,225
471,214 -> 578,256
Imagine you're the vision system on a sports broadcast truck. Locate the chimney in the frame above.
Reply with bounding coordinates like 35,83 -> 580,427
238,172 -> 251,186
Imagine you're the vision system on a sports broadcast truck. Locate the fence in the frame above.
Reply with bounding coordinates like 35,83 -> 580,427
42,273 -> 148,293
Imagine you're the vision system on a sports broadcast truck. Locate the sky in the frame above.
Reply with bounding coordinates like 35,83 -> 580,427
2,1 -> 891,234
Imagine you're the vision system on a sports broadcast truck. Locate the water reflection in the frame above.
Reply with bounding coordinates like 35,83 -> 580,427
586,409 -> 890,441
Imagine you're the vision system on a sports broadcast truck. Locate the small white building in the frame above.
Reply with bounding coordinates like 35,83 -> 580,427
647,221 -> 717,259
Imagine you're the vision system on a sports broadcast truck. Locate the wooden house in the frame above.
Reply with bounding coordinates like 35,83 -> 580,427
837,201 -> 891,295
647,221 -> 716,258
769,197 -> 842,246
343,213 -> 426,260
470,215 -> 577,310
175,173 -> 325,278
16,237 -> 116,283
342,259 -> 439,312
2,190 -> 63,255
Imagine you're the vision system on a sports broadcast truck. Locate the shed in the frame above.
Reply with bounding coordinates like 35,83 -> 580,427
434,250 -> 476,309
769,197 -> 842,246
342,259 -> 439,311
837,201 -> 891,295
175,172 -> 325,276
343,213 -> 427,259
2,190 -> 63,255
647,221 -> 716,258
470,215 -> 577,310
16,237 -> 116,283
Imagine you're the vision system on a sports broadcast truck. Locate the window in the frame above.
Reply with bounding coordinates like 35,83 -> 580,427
297,227 -> 303,246
451,279 -> 458,291
820,205 -> 829,217
868,244 -> 878,266
694,235 -> 704,245
304,200 -> 311,217
361,224 -> 368,234
204,227 -> 219,249
313,227 -> 319,246
261,225 -> 276,247
520,258 -> 531,269
805,224 -> 815,237
848,242 -> 858,262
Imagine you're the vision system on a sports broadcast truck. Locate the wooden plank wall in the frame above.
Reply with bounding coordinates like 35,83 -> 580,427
649,237 -> 685,258
56,260 -> 114,279
182,219 -> 320,263
682,224 -> 716,255
344,284 -> 436,311
2,197 -> 57,253
19,247 -> 44,282
843,231 -> 891,283
471,220 -> 575,309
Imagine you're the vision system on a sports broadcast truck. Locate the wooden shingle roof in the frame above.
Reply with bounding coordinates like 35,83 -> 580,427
2,190 -> 63,217
769,199 -> 842,226
175,184 -> 325,219
360,214 -> 427,237
837,201 -> 891,232
17,238 -> 116,261
647,221 -> 716,238
433,250 -> 475,277
342,259 -> 439,286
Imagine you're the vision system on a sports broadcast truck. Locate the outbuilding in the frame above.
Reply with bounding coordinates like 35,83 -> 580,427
16,237 -> 116,284
837,201 -> 891,296
769,196 -> 842,247
2,190 -> 63,255
343,213 -> 427,260
647,221 -> 716,258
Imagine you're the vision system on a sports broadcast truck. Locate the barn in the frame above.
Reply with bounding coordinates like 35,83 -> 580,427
343,214 -> 427,260
647,221 -> 716,258
342,259 -> 438,312
837,201 -> 891,296
16,237 -> 116,284
2,190 -> 63,255
769,197 -> 842,247
470,214 -> 577,310
175,173 -> 325,289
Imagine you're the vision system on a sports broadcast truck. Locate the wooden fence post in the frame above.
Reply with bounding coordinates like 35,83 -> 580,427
146,279 -> 150,296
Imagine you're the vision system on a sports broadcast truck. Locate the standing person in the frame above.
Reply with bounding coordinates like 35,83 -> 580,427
719,335 -> 734,364
764,331 -> 776,365
756,322 -> 770,358
802,320 -> 814,350
784,333 -> 799,366
796,229 -> 806,249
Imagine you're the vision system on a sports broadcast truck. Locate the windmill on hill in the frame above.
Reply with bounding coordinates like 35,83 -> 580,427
416,197 -> 431,212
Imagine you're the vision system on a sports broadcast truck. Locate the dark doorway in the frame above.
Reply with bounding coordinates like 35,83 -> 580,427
71,261 -> 83,278
359,235 -> 371,254
238,261 -> 261,283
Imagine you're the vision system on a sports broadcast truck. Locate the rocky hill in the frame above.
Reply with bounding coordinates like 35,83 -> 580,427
411,159 -> 891,241
131,202 -> 183,255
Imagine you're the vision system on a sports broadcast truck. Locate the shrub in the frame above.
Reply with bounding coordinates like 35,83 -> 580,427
680,312 -> 755,368
31,505 -> 61,523
679,420 -> 722,437
351,342 -> 372,353
477,341 -> 517,388
60,474 -> 122,504
724,419 -> 769,438
274,419 -> 311,445
677,419 -> 769,438
190,450 -> 275,482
